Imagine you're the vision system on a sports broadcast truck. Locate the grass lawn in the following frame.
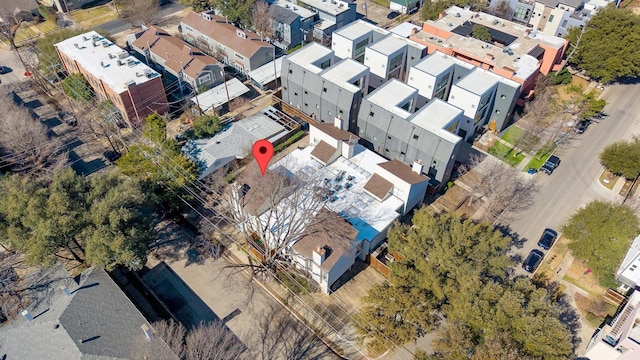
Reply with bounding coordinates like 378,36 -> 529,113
12,26 -> 39,43
525,142 -> 558,170
372,0 -> 391,6
70,5 -> 118,28
35,20 -> 58,34
500,126 -> 524,145
488,142 -> 524,167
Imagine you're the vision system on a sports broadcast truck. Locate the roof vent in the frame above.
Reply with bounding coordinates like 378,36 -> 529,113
21,310 -> 33,322
108,53 -> 115,59
92,41 -> 98,47
127,59 -> 136,67
100,61 -> 106,67
448,23 -> 453,27
141,324 -> 155,341
493,19 -> 499,25
74,43 -> 79,49
455,13 -> 461,17
136,72 -> 143,77
144,70 -> 155,78
118,51 -> 129,59
117,59 -> 123,66
82,35 -> 89,41
102,41 -> 110,48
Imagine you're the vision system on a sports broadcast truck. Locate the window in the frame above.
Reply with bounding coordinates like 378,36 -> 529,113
319,59 -> 331,69
389,53 -> 403,70
413,134 -> 419,140
316,104 -> 320,109
513,7 -> 530,21
235,53 -> 244,60
354,39 -> 369,59
198,73 -> 211,85
561,20 -> 568,28
548,14 -> 554,22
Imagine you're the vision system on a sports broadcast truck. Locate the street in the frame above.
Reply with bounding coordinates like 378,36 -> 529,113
509,82 -> 640,264
96,1 -> 186,35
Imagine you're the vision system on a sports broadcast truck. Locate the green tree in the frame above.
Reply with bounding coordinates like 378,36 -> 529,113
179,0 -> 213,12
0,169 -> 154,270
600,138 -> 640,179
436,278 -> 573,360
472,24 -> 492,42
562,201 -> 640,288
117,114 -> 200,211
355,210 -> 513,353
566,5 -> 640,83
62,74 -> 94,103
184,114 -> 221,140
218,0 -> 255,27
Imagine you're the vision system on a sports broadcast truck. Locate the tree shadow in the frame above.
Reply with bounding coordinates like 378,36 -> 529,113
494,224 -> 527,249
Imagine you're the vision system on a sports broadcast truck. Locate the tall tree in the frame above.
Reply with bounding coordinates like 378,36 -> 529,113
566,5 -> 640,83
218,0 -> 256,27
0,92 -> 67,175
355,210 -> 513,353
250,0 -> 273,41
62,73 -> 95,103
562,201 -> 640,288
179,0 -> 214,12
600,138 -> 640,180
0,169 -> 154,270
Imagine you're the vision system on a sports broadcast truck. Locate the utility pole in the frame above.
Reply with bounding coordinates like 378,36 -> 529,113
222,68 -> 230,109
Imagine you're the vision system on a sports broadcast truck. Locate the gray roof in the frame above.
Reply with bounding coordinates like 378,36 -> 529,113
539,0 -> 584,9
271,4 -> 300,25
0,267 -> 177,360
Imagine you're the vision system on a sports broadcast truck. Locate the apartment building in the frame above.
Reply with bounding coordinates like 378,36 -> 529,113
180,11 -> 274,73
357,79 -> 464,188
409,6 -> 568,101
129,26 -> 223,94
332,20 -> 390,63
55,31 -> 168,127
271,0 -> 316,50
299,0 -> 357,41
281,43 -> 370,132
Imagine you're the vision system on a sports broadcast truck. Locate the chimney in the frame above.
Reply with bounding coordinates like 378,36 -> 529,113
313,246 -> 326,264
341,137 -> 356,159
21,310 -> 33,322
61,286 -> 71,296
412,159 -> 423,174
141,324 -> 155,341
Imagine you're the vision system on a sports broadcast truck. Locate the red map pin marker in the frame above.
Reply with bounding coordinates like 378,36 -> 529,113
252,139 -> 274,177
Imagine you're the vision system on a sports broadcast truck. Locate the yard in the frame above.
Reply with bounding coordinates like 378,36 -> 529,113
70,4 -> 119,29
488,141 -> 524,167
500,125 -> 524,145
525,141 -> 557,170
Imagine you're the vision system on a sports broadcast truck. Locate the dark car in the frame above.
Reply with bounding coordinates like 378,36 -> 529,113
408,6 -> 419,14
59,111 -> 77,126
103,150 -> 121,165
0,66 -> 9,74
537,228 -> 558,250
575,120 -> 590,134
540,155 -> 561,174
387,11 -> 400,19
523,249 -> 544,273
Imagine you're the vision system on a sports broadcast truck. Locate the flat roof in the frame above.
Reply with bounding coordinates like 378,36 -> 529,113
321,58 -> 368,93
248,57 -> 283,85
333,20 -> 389,40
273,0 -> 316,19
55,31 -> 160,94
409,99 -> 462,144
191,78 -> 250,112
368,33 -> 425,55
389,22 -> 422,38
617,234 -> 640,286
454,68 -> 499,95
189,109 -> 288,178
366,79 -> 416,119
270,144 -> 404,243
286,43 -> 334,74
412,51 -> 456,76
412,6 -> 567,80
301,0 -> 352,15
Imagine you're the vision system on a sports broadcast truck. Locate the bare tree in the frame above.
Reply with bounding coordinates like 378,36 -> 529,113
185,321 -> 247,360
489,0 -> 513,20
0,250 -> 25,322
0,91 -> 67,175
79,101 -> 128,154
251,1 -> 274,41
152,319 -> 186,359
225,161 -> 328,276
120,0 -> 160,26
458,155 -> 535,224
0,2 -> 26,65
251,301 -> 334,360
229,96 -> 250,112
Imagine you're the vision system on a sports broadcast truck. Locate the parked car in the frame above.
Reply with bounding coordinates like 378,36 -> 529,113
408,6 -> 419,14
523,249 -> 544,273
59,111 -> 77,126
387,11 -> 400,19
575,120 -> 590,134
537,228 -> 558,250
103,150 -> 121,165
0,66 -> 9,74
540,155 -> 561,175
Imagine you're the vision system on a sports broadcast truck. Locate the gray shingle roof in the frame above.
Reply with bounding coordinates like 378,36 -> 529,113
0,267 -> 177,360
271,4 -> 300,25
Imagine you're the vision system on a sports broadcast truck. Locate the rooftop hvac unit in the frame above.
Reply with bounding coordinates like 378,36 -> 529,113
118,51 -> 129,59
82,35 -> 89,41
108,53 -> 115,59
102,41 -> 109,48
117,59 -> 123,66
127,59 -> 136,67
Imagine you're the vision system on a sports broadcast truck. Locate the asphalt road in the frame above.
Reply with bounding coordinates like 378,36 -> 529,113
0,49 -> 29,85
509,82 -> 640,269
96,1 -> 186,35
